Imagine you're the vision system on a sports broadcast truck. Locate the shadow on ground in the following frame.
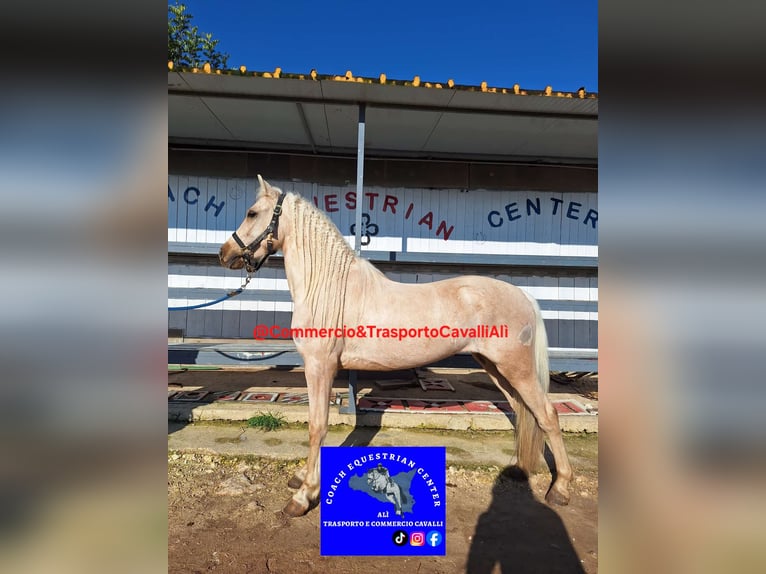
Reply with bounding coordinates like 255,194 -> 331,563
467,466 -> 585,574
339,411 -> 382,447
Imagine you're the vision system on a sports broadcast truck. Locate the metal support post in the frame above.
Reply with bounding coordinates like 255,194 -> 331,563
340,103 -> 366,415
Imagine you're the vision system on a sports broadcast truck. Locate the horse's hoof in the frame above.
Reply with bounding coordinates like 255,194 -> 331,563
545,487 -> 570,506
287,476 -> 303,489
282,498 -> 308,517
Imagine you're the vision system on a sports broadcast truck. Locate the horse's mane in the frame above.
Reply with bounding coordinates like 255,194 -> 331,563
288,193 -> 356,335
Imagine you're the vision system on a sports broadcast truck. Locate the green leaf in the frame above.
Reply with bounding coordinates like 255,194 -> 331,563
167,1 -> 229,68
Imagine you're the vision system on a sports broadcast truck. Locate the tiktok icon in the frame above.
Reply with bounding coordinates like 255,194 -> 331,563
392,530 -> 407,546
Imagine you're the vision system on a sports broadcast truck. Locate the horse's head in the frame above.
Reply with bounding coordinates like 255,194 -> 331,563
219,175 -> 287,272
367,470 -> 381,490
367,467 -> 391,491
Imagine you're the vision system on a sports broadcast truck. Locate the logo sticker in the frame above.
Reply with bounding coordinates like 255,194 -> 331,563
320,446 -> 446,556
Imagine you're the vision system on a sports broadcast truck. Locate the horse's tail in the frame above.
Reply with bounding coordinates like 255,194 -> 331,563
514,290 -> 550,475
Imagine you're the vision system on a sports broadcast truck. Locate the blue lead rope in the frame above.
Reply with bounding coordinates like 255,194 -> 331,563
168,275 -> 252,311
168,289 -> 243,311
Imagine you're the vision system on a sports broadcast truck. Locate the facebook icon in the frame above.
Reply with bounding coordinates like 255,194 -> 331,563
426,530 -> 443,547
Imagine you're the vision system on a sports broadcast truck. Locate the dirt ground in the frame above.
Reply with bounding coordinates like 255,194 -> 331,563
168,434 -> 597,574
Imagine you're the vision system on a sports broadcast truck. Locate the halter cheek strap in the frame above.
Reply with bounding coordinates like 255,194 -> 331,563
231,192 -> 286,273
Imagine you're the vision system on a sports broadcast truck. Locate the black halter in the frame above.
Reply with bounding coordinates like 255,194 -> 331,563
231,192 -> 286,273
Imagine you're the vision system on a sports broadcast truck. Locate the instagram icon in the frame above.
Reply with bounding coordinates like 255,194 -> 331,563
410,532 -> 425,546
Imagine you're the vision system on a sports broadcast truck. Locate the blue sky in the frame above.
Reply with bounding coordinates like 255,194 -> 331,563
175,1 -> 598,92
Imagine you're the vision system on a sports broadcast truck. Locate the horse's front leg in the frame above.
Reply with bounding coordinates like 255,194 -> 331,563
287,466 -> 307,489
385,488 -> 403,515
283,357 -> 337,517
392,489 -> 403,516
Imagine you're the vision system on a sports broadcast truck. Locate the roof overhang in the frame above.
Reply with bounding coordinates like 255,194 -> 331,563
168,72 -> 597,165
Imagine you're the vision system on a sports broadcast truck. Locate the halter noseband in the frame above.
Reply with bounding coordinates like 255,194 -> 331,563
231,192 -> 286,273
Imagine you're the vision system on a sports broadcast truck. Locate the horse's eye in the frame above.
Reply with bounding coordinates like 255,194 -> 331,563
247,210 -> 256,218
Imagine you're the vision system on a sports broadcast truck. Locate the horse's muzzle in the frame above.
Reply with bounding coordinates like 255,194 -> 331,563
218,243 -> 245,270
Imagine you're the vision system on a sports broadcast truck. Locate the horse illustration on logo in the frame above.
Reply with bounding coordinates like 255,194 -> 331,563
367,463 -> 406,516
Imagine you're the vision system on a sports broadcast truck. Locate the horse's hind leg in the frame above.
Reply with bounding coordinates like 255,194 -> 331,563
473,352 -> 573,505
472,353 -> 521,418
500,364 -> 573,505
283,357 -> 336,517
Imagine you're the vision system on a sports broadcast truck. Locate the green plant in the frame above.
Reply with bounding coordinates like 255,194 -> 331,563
168,2 -> 229,68
247,411 -> 287,432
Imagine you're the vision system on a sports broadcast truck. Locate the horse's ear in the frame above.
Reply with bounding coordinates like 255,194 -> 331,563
257,174 -> 278,198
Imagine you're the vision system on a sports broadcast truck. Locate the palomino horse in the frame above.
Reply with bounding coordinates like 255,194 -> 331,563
219,176 -> 573,517
367,464 -> 405,516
